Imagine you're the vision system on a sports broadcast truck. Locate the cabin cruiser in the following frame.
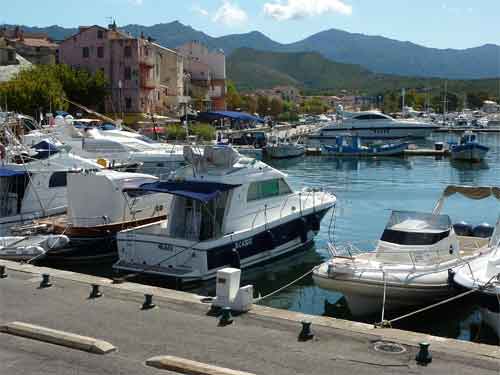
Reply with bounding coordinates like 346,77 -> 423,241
21,117 -> 186,177
264,136 -> 305,159
37,169 -> 170,262
450,131 -> 489,162
313,185 -> 497,317
114,145 -> 336,282
0,151 -> 102,236
308,108 -> 438,145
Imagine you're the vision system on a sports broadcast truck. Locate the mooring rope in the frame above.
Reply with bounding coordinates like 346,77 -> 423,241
253,266 -> 318,303
377,273 -> 500,327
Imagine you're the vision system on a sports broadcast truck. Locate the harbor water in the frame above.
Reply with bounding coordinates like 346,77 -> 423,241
51,131 -> 500,345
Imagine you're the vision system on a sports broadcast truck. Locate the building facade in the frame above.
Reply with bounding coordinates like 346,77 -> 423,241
177,41 -> 226,111
59,24 -> 188,116
0,27 -> 58,65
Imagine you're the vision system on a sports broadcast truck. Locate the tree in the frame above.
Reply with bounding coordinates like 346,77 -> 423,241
0,64 -> 109,115
226,80 -> 242,110
257,95 -> 270,116
269,97 -> 283,118
241,95 -> 257,114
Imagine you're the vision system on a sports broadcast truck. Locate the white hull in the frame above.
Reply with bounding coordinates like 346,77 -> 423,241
308,125 -> 435,146
313,263 -> 455,316
265,144 -> 305,159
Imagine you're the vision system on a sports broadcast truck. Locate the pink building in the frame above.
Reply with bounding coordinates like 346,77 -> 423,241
177,41 -> 226,111
59,24 -> 188,116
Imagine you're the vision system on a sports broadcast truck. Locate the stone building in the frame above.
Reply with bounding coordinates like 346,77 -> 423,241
177,41 -> 226,111
0,27 -> 58,65
58,24 -> 188,116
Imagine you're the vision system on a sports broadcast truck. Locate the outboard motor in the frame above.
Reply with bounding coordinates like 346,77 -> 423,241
453,221 -> 473,236
472,223 -> 494,238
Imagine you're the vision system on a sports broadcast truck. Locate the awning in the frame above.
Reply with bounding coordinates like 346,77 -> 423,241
0,168 -> 27,177
137,180 -> 240,203
198,111 -> 265,123
433,185 -> 500,214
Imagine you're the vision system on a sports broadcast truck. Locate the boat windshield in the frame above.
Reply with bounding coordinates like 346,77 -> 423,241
380,211 -> 451,246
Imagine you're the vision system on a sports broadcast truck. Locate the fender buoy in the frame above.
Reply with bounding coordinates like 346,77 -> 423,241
298,217 -> 308,243
0,144 -> 5,161
310,214 -> 321,232
230,248 -> 241,269
263,230 -> 275,250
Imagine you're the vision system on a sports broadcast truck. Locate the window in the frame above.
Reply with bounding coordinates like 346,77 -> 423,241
124,45 -> 132,57
7,50 -> 14,62
354,114 -> 387,120
97,29 -> 104,39
97,46 -> 104,58
247,179 -> 292,202
124,66 -> 132,80
82,47 -> 89,58
49,172 -> 67,188
125,97 -> 132,110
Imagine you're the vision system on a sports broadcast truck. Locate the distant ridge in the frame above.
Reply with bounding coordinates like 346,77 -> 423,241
3,21 -> 499,79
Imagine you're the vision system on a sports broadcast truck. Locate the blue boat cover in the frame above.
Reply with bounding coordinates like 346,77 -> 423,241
0,168 -> 27,177
137,181 -> 240,203
198,111 -> 265,123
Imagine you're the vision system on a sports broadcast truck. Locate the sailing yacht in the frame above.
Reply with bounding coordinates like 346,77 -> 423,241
114,145 -> 336,282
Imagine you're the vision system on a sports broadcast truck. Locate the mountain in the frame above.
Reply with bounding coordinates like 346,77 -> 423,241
4,21 -> 499,79
282,29 -> 500,79
227,48 -> 499,94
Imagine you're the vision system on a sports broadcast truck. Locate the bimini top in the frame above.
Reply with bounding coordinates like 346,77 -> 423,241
137,180 -> 240,203
198,111 -> 265,123
0,168 -> 27,177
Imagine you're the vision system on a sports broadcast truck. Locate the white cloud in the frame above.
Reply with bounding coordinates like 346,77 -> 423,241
192,4 -> 209,16
263,0 -> 352,21
129,0 -> 143,5
212,1 -> 248,26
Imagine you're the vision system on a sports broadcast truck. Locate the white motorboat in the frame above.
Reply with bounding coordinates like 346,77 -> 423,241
313,185 -> 498,317
308,109 -> 438,145
21,117 -> 186,177
114,145 -> 336,282
265,142 -> 305,159
38,169 -> 171,263
454,218 -> 500,338
0,151 -> 103,236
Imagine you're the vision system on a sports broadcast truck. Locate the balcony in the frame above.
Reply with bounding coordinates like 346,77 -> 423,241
141,78 -> 157,90
139,55 -> 155,69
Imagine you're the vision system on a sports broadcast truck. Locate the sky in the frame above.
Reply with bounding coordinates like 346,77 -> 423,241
2,0 -> 499,49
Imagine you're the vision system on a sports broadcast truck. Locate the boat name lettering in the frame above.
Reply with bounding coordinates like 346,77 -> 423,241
158,243 -> 175,251
234,238 -> 253,249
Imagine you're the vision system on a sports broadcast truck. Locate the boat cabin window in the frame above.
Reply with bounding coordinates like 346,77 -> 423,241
380,211 -> 452,246
247,178 -> 292,202
168,192 -> 230,241
49,172 -> 67,188
0,174 -> 29,216
353,114 -> 387,120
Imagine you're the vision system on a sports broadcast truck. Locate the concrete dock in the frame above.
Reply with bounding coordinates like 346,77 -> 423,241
0,260 -> 499,375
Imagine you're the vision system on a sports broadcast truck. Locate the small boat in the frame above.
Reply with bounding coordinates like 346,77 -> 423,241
265,141 -> 305,159
321,135 -> 408,157
114,145 -> 336,282
450,131 -> 489,162
0,234 -> 69,261
313,185 -> 499,317
453,218 -> 500,338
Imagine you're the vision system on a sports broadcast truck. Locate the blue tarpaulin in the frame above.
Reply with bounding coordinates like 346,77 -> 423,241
136,180 -> 240,203
0,168 -> 27,177
198,111 -> 265,123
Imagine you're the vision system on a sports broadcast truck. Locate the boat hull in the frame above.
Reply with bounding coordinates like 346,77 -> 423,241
265,145 -> 305,159
322,143 -> 408,157
114,208 -> 331,282
313,269 -> 453,316
451,144 -> 489,161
